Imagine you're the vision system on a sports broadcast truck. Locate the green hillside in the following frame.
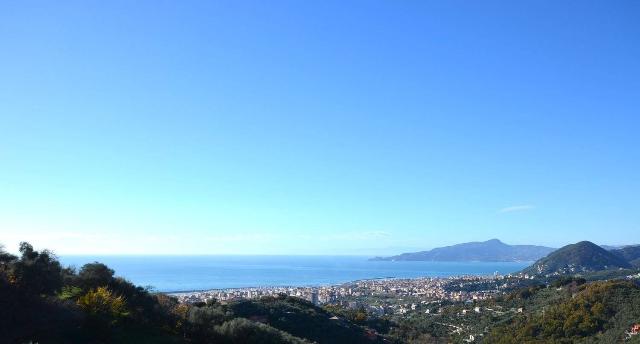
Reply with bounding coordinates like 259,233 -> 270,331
485,280 -> 640,343
227,296 -> 379,343
0,242 -> 380,344
612,245 -> 640,267
523,241 -> 632,276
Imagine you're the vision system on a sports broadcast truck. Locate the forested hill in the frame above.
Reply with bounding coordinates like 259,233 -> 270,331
371,239 -> 555,262
485,279 -> 640,343
0,242 -> 382,344
611,245 -> 640,267
522,241 -> 632,276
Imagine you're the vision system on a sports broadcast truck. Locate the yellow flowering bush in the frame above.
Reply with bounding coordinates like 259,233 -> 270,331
77,286 -> 129,321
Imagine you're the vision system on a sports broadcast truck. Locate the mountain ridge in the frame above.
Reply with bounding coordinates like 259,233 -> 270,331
610,244 -> 640,267
370,239 -> 555,262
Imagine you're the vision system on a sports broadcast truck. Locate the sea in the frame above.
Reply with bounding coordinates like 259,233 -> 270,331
59,255 -> 529,293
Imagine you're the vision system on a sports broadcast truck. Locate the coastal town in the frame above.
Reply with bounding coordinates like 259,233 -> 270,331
172,273 -> 534,316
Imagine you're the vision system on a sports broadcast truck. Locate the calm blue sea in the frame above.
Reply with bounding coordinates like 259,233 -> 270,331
59,255 -> 529,292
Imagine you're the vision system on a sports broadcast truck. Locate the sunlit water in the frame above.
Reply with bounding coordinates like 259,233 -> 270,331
60,255 -> 529,292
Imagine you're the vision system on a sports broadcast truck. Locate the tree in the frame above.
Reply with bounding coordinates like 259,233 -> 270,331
0,244 -> 16,274
78,262 -> 115,289
0,244 -> 16,263
10,242 -> 63,295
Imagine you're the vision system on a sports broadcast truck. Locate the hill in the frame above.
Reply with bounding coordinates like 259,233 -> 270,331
0,242 -> 380,344
611,245 -> 640,267
227,296 -> 380,343
485,280 -> 640,343
522,241 -> 632,276
371,239 -> 555,262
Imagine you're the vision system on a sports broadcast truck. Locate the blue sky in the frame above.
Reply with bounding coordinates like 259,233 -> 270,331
1,1 -> 639,254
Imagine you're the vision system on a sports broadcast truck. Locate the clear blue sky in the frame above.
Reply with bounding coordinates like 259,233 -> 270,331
1,1 -> 639,255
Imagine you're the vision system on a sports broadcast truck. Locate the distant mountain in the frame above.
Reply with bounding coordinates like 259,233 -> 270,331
599,244 -> 625,251
523,241 -> 632,276
370,239 -> 555,262
611,245 -> 640,267
600,244 -> 640,251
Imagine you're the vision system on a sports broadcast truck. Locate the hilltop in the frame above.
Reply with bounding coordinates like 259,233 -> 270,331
522,241 -> 632,276
371,239 -> 555,262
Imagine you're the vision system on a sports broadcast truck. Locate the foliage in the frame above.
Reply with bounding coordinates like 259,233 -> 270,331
228,295 -> 381,343
485,280 -> 640,343
323,303 -> 395,334
59,285 -> 83,300
3,241 -> 640,344
550,276 -> 586,288
77,262 -> 115,289
388,317 -> 451,343
0,244 -> 16,269
611,245 -> 640,267
523,241 -> 632,276
77,286 -> 129,320
506,284 -> 545,300
214,318 -> 310,344
9,242 -> 64,295
0,241 -> 385,343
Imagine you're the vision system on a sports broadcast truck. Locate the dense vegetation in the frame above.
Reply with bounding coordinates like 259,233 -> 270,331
523,241 -> 632,276
485,280 -> 640,343
3,241 -> 640,343
612,245 -> 640,267
368,277 -> 640,343
0,242 -> 381,343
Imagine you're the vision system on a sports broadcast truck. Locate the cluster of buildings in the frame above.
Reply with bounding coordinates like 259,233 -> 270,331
172,274 -> 522,311
173,285 -> 323,304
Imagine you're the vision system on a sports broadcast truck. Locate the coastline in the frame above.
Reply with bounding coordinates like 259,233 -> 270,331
60,255 -> 529,293
169,273 -> 523,305
166,276 -> 402,295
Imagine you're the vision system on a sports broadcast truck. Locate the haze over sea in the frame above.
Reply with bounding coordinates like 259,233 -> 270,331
60,256 -> 528,292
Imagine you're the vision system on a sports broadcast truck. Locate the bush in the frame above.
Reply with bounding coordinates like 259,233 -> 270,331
77,286 -> 129,321
214,318 -> 309,344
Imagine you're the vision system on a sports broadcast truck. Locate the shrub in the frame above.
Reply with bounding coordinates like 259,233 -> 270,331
77,287 -> 129,321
